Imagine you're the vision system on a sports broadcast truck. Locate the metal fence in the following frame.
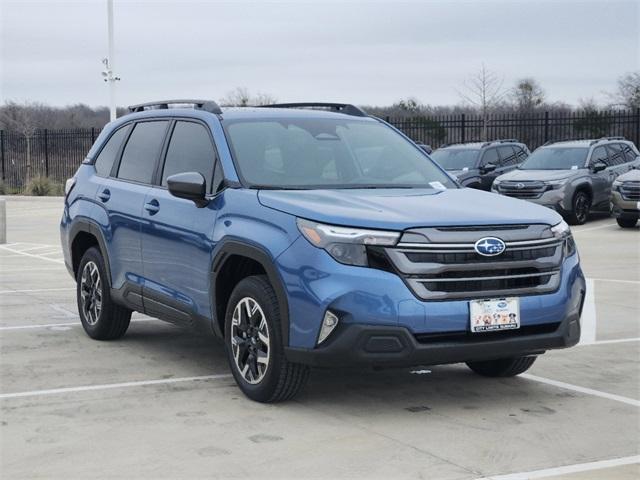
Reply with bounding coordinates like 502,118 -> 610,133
1,110 -> 639,194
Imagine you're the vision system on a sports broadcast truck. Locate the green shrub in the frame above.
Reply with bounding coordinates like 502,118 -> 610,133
25,176 -> 63,196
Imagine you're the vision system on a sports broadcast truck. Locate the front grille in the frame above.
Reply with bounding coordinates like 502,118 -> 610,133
414,322 -> 561,344
384,225 -> 563,301
498,181 -> 547,199
620,181 -> 640,201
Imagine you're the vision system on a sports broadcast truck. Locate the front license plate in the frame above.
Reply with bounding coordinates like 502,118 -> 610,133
469,298 -> 520,333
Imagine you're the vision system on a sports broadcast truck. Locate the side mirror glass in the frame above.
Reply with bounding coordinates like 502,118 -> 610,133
591,161 -> 607,173
167,172 -> 208,207
417,143 -> 433,154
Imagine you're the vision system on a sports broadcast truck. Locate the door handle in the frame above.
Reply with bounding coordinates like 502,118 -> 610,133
98,189 -> 110,202
144,199 -> 160,215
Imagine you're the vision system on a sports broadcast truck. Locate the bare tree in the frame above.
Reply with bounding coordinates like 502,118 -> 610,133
219,87 -> 277,107
511,78 -> 545,114
608,72 -> 640,109
0,101 -> 46,183
457,64 -> 506,140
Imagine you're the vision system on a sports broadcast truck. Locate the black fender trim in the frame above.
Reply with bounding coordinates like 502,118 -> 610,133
68,218 -> 113,284
211,238 -> 290,345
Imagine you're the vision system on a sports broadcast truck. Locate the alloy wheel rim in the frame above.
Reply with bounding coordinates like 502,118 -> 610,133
231,297 -> 270,384
80,261 -> 102,326
575,195 -> 588,223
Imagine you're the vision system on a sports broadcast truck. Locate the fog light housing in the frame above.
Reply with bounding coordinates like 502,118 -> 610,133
317,311 -> 339,345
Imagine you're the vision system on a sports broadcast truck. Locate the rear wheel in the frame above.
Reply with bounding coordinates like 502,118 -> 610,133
567,191 -> 591,225
617,217 -> 638,228
466,356 -> 537,377
76,247 -> 131,340
224,275 -> 309,402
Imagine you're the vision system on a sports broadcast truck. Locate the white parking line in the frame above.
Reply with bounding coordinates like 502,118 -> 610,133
0,317 -> 159,331
0,287 -> 74,294
591,277 -> 640,285
0,244 -> 64,264
0,374 -> 234,400
572,222 -> 617,233
521,374 -> 640,408
591,337 -> 640,345
579,278 -> 596,345
475,455 -> 640,480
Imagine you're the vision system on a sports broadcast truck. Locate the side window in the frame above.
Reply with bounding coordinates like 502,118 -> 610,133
94,127 -> 128,177
481,148 -> 499,167
162,121 -> 216,191
622,144 -> 638,163
590,146 -> 609,167
497,146 -> 517,166
117,121 -> 169,184
515,146 -> 529,162
606,144 -> 625,166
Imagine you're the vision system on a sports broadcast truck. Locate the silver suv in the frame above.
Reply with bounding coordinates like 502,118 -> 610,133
492,137 -> 640,225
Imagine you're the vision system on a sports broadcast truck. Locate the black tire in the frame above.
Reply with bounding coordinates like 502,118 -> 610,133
617,217 -> 638,228
76,247 -> 131,340
466,356 -> 537,377
224,275 -> 309,403
567,191 -> 591,225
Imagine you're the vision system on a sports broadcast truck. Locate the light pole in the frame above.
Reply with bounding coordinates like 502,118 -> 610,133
102,0 -> 120,122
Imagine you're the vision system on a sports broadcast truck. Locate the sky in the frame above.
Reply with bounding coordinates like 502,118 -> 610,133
1,0 -> 638,109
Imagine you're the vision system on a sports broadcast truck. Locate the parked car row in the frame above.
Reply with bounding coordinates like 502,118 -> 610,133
431,137 -> 640,227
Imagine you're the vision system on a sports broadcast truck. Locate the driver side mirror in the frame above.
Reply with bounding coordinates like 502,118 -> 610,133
417,143 -> 433,154
481,162 -> 497,173
591,161 -> 607,173
167,172 -> 208,207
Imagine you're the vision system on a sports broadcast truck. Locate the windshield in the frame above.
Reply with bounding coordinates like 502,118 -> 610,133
521,147 -> 588,170
431,149 -> 480,170
222,117 -> 456,189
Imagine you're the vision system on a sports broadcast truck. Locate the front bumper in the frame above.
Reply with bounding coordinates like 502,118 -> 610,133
611,191 -> 640,218
285,309 -> 581,367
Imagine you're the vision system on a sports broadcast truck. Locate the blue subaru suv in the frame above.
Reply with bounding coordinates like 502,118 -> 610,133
61,100 -> 585,402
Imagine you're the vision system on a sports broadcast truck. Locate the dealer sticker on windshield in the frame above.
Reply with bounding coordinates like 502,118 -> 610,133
469,297 -> 520,333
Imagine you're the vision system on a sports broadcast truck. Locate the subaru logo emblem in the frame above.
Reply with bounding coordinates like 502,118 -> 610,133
516,183 -> 525,189
474,237 -> 506,256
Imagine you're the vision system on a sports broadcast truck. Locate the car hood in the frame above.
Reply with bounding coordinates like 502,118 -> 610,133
497,169 -> 580,182
258,188 -> 562,230
617,169 -> 640,182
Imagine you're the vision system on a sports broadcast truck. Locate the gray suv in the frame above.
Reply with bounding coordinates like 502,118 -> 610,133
431,140 -> 529,191
611,168 -> 640,228
492,137 -> 640,225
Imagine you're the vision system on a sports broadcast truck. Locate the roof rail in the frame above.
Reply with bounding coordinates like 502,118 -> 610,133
127,99 -> 222,114
260,102 -> 368,117
481,138 -> 519,147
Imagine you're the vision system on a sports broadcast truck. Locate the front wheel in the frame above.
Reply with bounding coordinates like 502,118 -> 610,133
466,356 -> 537,377
617,217 -> 638,228
224,275 -> 309,403
567,191 -> 591,225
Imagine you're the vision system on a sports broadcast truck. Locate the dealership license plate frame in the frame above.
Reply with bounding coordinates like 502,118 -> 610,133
469,297 -> 520,333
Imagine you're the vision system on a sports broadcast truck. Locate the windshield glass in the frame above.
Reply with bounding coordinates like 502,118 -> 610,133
521,147 -> 588,170
431,149 -> 479,170
222,117 -> 456,189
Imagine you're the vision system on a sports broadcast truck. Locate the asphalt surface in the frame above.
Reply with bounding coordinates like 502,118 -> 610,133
0,196 -> 638,480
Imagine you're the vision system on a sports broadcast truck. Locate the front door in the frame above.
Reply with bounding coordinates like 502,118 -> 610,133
140,120 -> 222,326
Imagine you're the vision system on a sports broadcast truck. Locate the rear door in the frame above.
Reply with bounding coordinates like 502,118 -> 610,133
140,119 -> 223,326
97,120 -> 170,299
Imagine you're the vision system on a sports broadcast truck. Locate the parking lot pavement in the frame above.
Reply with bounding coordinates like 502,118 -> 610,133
1,196 -> 639,480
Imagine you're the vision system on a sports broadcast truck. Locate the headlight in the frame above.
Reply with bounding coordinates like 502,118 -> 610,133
612,180 -> 622,190
551,220 -> 576,256
544,178 -> 568,189
297,219 -> 400,266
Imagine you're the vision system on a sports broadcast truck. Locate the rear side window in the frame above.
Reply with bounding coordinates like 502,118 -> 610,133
161,121 -> 216,190
481,148 -> 499,166
117,121 -> 169,184
590,146 -> 609,166
94,127 -> 128,177
497,146 -> 517,166
515,146 -> 528,162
